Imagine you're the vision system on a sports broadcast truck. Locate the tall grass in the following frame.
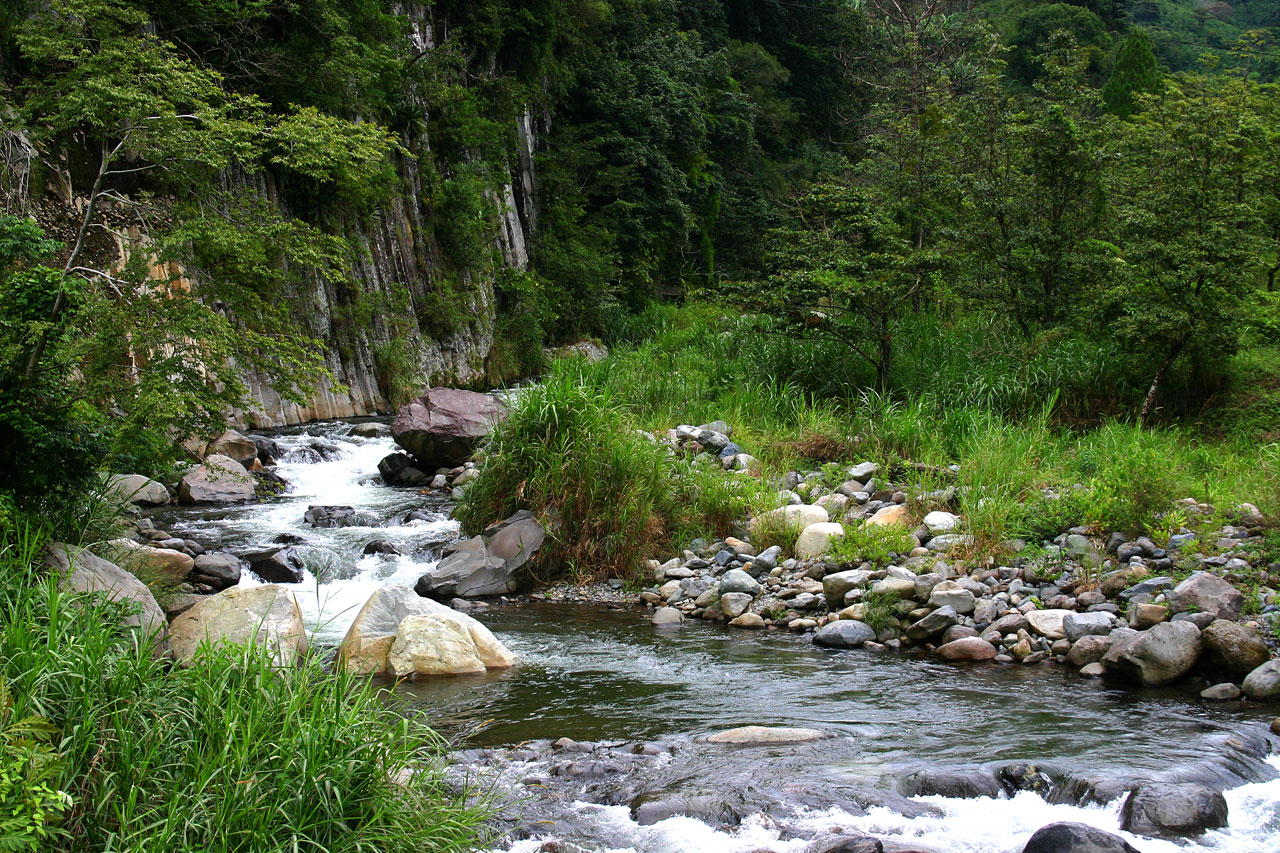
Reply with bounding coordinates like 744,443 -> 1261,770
0,523 -> 486,852
457,370 -> 765,578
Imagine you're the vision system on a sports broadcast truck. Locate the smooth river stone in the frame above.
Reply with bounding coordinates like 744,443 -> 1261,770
706,725 -> 825,745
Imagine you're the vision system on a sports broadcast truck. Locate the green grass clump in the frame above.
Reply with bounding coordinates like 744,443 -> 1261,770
0,523 -> 485,853
827,523 -> 917,568
856,588 -> 900,634
749,512 -> 806,559
457,367 -> 762,578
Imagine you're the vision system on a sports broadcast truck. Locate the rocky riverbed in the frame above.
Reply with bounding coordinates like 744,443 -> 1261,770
73,410 -> 1280,852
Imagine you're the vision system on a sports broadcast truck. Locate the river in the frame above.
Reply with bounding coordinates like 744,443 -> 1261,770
152,422 -> 1280,853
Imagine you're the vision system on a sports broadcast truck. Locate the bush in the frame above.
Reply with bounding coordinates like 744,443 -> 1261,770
0,523 -> 485,852
827,523 -> 917,568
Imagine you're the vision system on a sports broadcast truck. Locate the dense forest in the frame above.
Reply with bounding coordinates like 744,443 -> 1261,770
2,0 -> 1279,507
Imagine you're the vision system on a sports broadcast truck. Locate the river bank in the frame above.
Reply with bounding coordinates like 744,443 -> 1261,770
108,416 -> 1280,852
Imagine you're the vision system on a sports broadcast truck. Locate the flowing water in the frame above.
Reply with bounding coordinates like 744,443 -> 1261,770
155,423 -> 1280,853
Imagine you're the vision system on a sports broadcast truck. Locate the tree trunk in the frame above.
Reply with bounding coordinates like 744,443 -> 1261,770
1139,339 -> 1187,425
875,327 -> 893,392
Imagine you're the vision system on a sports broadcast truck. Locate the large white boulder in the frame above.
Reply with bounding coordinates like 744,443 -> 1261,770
337,586 -> 513,677
169,585 -> 308,666
794,522 -> 844,559
922,511 -> 962,535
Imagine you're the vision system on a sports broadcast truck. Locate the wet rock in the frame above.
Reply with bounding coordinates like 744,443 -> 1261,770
192,553 -> 241,588
1169,572 -> 1244,620
1020,822 -> 1141,853
899,767 -> 1000,799
101,539 -> 195,585
207,429 -> 258,466
392,388 -> 508,469
1242,660 -> 1280,700
632,795 -> 739,827
1128,604 -> 1168,629
729,613 -> 766,628
179,454 -> 256,503
795,522 -> 845,559
105,474 -> 170,506
1120,782 -> 1227,837
1102,621 -> 1202,686
651,607 -> 684,626
807,834 -> 884,853
996,762 -> 1057,797
1079,662 -> 1106,677
243,546 -> 306,584
169,585 -> 307,666
813,620 -> 876,648
1200,620 -> 1270,675
250,434 -> 282,465
416,511 -> 544,598
349,421 -> 391,438
362,539 -> 402,556
378,453 -> 430,486
707,725 -> 825,745
304,505 -> 369,528
1200,683 -> 1242,701
47,543 -> 168,646
1066,635 -> 1111,667
936,637 -> 997,661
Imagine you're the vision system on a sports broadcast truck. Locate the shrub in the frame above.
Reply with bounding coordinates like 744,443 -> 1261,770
0,523 -> 485,853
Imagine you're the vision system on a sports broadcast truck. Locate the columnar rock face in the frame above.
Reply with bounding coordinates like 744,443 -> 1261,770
179,454 -> 256,503
392,388 -> 509,469
168,585 -> 308,666
46,543 -> 169,645
337,586 -> 514,677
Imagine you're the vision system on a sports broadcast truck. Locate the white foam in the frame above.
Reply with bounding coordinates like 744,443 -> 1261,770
492,759 -> 1280,853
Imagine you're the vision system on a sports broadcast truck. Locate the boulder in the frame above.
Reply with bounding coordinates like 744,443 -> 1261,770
168,585 -> 307,665
1169,572 -> 1244,620
349,422 -> 391,438
100,539 -> 194,585
392,388 -> 508,469
1200,620 -> 1270,675
747,503 -> 829,534
1102,621 -> 1202,686
46,543 -> 168,644
720,569 -> 762,596
720,592 -> 753,619
899,767 -> 999,799
871,576 -> 917,600
1020,822 -> 1142,853
243,546 -> 306,584
907,605 -> 957,639
1063,612 -> 1114,642
651,607 -> 684,626
823,569 -> 872,604
207,429 -> 259,466
387,613 -> 512,677
795,522 -> 845,559
706,725 -> 825,745
1119,782 -> 1227,837
1025,609 -> 1075,641
1065,635 -> 1111,668
865,504 -> 911,527
928,580 -> 976,614
304,505 -> 371,528
338,586 -> 513,676
415,511 -> 545,599
192,553 -> 242,588
378,453 -> 429,487
250,434 -> 282,465
1242,660 -> 1280,700
105,474 -> 170,506
813,620 -> 876,648
922,510 -> 961,535
936,637 -> 997,661
179,454 -> 256,503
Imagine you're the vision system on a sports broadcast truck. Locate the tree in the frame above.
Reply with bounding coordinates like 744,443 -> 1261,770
1104,74 -> 1267,422
1102,28 -> 1163,118
727,184 -> 939,390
